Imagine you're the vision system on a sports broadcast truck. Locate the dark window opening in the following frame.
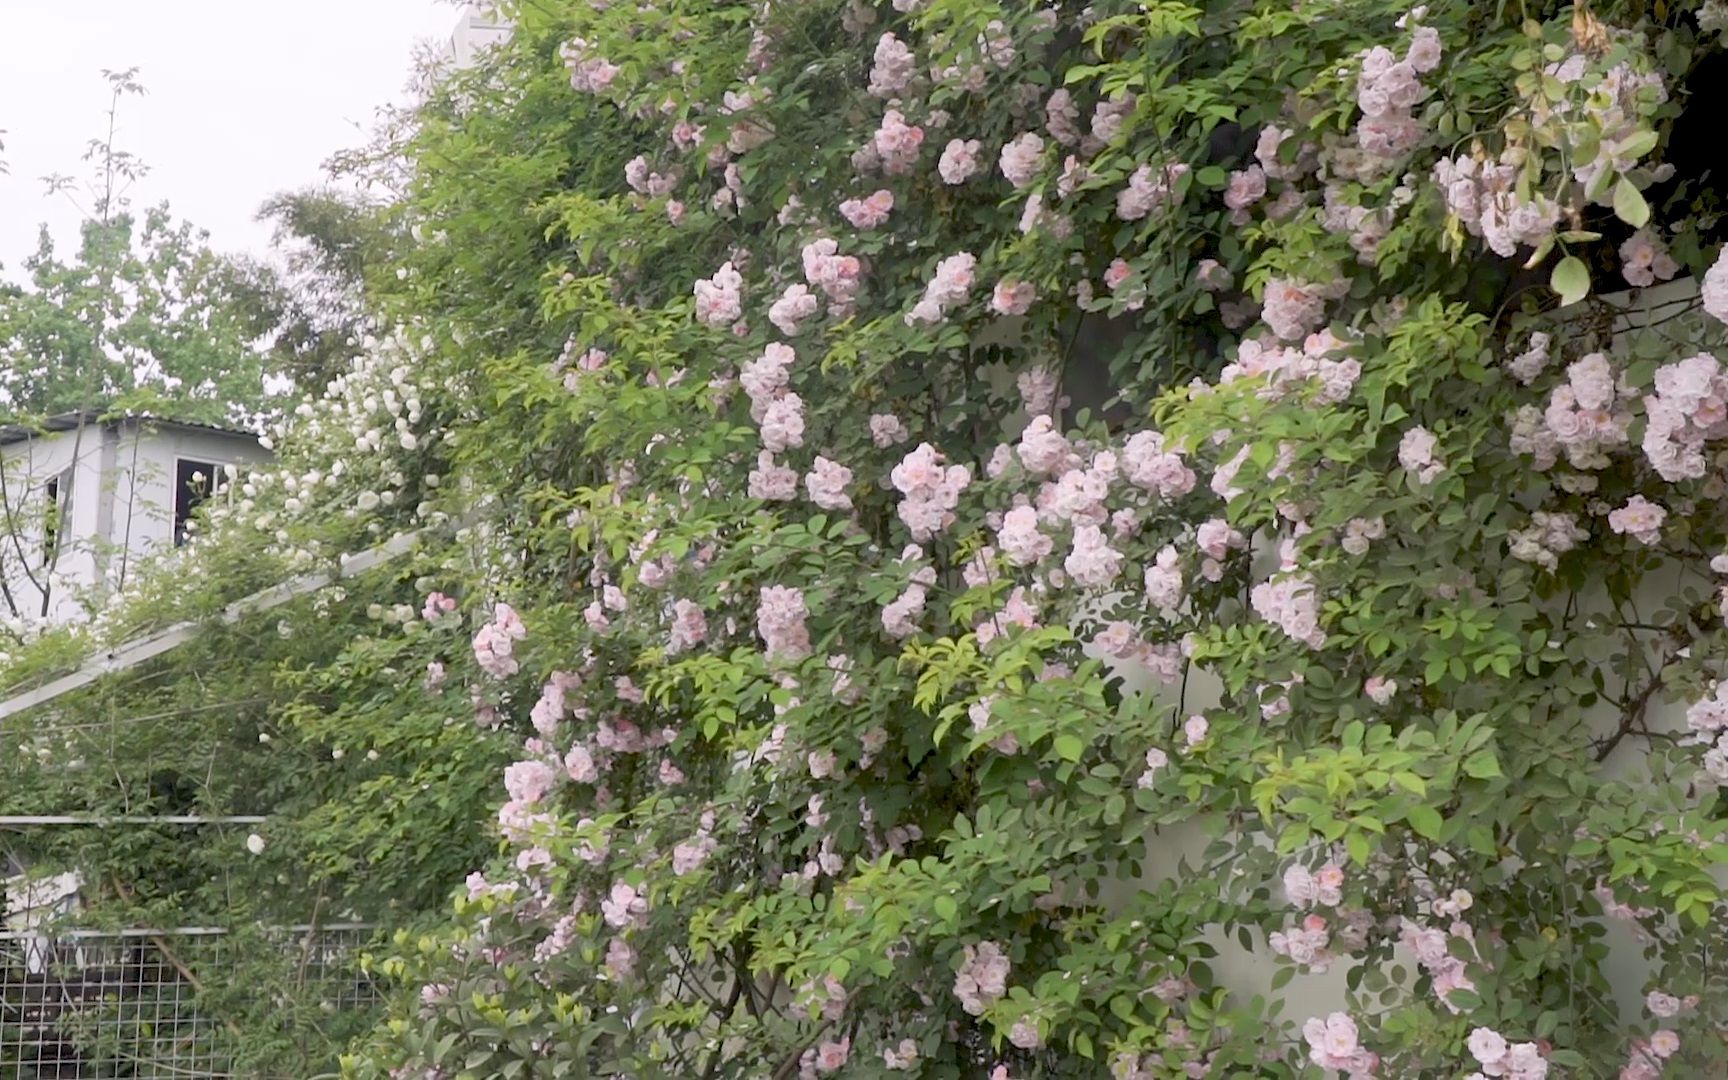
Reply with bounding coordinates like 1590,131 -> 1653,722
173,460 -> 222,547
41,472 -> 67,567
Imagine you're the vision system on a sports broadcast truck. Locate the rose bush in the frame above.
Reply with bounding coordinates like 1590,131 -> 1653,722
14,0 -> 1728,1076
329,0 -> 1728,1076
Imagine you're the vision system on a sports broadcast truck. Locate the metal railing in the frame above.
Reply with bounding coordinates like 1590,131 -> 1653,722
0,925 -> 377,1078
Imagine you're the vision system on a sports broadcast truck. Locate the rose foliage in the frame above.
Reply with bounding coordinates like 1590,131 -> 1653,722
21,0 -> 1728,1076
331,0 -> 1728,1076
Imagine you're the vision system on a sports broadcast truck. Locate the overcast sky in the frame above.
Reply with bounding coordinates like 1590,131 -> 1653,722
0,1 -> 467,276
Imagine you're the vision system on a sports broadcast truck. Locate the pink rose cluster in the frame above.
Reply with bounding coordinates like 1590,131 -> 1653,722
890,443 -> 971,540
740,343 -> 806,452
1507,511 -> 1589,571
999,132 -> 1045,189
1302,1012 -> 1378,1077
1465,1027 -> 1550,1080
1353,25 -> 1441,163
1542,352 -> 1630,470
1260,277 -> 1338,342
1116,162 -> 1189,221
768,283 -> 820,336
1220,329 -> 1361,403
839,189 -> 894,229
1607,495 -> 1666,547
872,109 -> 924,174
1641,352 -> 1728,482
1121,430 -> 1196,500
756,585 -> 812,662
802,239 -> 863,313
1400,916 -> 1478,1012
906,251 -> 977,325
1433,153 -> 1560,258
953,941 -> 1010,1016
1398,425 -> 1444,485
693,261 -> 744,327
1619,228 -> 1679,288
1250,572 -> 1324,648
1704,248 -> 1728,325
560,37 -> 620,94
473,601 -> 527,678
938,138 -> 982,184
868,32 -> 915,98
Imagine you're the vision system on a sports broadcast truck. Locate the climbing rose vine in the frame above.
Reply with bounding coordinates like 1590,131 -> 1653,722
345,0 -> 1728,1077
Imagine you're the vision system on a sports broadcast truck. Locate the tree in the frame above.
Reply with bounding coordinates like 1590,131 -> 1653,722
248,186 -> 396,390
0,69 -> 288,426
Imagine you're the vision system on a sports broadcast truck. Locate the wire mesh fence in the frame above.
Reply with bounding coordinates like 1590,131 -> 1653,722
0,924 -> 377,1079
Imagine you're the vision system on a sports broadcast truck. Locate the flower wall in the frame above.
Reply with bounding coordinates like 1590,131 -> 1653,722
31,0 -> 1719,1076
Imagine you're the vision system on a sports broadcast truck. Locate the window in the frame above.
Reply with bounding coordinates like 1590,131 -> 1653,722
173,459 -> 225,547
41,468 -> 71,567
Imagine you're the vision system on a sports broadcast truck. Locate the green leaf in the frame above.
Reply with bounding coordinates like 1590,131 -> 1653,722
1194,165 -> 1228,188
1550,256 -> 1590,306
1618,129 -> 1659,161
1345,831 -> 1371,865
933,895 -> 958,923
1613,177 -> 1650,229
1407,805 -> 1444,840
1463,750 -> 1502,779
1391,771 -> 1427,797
1053,734 -> 1085,762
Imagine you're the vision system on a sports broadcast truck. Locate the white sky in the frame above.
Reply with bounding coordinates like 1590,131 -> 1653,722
0,0 -> 468,276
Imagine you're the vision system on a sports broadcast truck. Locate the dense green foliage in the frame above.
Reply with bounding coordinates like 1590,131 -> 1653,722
16,0 -> 1728,1078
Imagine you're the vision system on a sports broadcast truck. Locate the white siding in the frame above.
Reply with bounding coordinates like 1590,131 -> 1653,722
450,4 -> 512,68
0,420 -> 268,625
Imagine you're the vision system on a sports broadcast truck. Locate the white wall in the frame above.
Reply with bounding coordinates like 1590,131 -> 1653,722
0,426 -> 93,624
104,422 -> 271,588
450,3 -> 511,68
0,421 -> 268,625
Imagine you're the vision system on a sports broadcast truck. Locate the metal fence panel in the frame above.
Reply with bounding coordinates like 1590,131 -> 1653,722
0,926 -> 377,1079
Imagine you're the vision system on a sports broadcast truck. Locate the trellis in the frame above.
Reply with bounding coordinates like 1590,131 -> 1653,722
0,531 -> 428,1076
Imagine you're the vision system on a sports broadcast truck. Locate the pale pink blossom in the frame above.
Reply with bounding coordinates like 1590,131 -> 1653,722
1608,495 -> 1666,546
839,189 -> 895,229
870,413 -> 910,448
757,585 -> 812,662
1116,163 -> 1188,220
1705,248 -> 1728,324
997,505 -> 1052,566
999,132 -> 1045,188
769,283 -> 820,336
868,33 -> 916,97
1399,425 -> 1444,485
953,942 -> 1011,1015
805,457 -> 854,511
693,261 -> 744,327
874,109 -> 925,175
991,279 -> 1036,316
749,451 -> 799,501
906,252 -> 977,325
667,599 -> 708,654
938,138 -> 983,184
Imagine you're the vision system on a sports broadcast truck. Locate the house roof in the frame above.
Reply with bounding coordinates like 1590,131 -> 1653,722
0,410 -> 260,447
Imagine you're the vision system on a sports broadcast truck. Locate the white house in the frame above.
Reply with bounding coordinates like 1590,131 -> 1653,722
0,413 -> 271,624
449,3 -> 512,68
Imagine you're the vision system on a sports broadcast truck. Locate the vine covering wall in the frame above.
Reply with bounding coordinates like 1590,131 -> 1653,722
16,0 -> 1728,1077
334,0 -> 1728,1076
